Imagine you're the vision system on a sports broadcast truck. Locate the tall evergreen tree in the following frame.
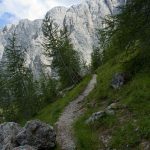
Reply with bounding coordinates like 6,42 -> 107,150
2,31 -> 37,121
42,14 -> 82,88
39,75 -> 57,104
99,0 -> 150,72
91,47 -> 103,72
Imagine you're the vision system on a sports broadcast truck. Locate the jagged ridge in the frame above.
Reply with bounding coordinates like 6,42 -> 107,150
0,0 -> 125,76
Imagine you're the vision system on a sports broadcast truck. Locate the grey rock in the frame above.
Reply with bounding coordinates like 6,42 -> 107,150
16,120 -> 56,149
0,122 -> 22,150
86,111 -> 105,124
111,73 -> 128,89
140,141 -> 150,150
107,103 -> 118,110
105,102 -> 121,115
86,103 -> 121,123
0,0 -> 126,76
13,145 -> 37,150
105,109 -> 115,115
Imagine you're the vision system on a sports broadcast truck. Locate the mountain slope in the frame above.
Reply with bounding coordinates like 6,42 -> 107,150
0,0 -> 126,75
74,52 -> 150,149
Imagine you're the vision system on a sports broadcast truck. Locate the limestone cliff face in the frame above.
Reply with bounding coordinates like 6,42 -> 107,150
0,0 -> 125,75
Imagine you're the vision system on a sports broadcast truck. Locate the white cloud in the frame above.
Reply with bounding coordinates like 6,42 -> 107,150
0,0 -> 82,21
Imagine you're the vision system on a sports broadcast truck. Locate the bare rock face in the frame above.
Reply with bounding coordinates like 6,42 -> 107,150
0,122 -> 22,150
16,120 -> 56,149
13,145 -> 37,150
0,0 -> 126,75
64,0 -> 126,63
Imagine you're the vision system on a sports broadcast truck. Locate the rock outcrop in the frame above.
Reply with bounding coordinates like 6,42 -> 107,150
86,102 -> 122,124
0,122 -> 22,150
16,120 -> 56,149
13,145 -> 36,150
0,0 -> 126,76
111,72 -> 129,89
0,120 -> 56,150
86,111 -> 106,124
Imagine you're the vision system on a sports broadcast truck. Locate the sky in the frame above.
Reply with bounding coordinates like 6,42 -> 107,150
0,0 -> 82,27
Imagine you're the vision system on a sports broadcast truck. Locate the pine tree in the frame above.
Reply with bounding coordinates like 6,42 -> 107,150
91,47 -> 103,72
98,0 -> 150,72
2,31 -> 37,121
39,75 -> 57,104
42,14 -> 82,88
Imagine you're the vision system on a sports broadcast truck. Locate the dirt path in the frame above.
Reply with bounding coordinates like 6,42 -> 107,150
56,74 -> 97,150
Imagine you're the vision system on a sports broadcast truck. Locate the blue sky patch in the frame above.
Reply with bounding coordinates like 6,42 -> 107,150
0,0 -> 81,27
0,12 -> 17,27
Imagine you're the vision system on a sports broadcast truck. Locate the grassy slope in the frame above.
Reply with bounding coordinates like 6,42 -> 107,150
74,52 -> 150,149
34,75 -> 91,125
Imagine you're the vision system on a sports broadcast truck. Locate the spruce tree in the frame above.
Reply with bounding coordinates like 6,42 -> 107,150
3,31 -> 37,121
91,47 -> 103,72
99,0 -> 150,72
42,14 -> 82,88
39,75 -> 57,104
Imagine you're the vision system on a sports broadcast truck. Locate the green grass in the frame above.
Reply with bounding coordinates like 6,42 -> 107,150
74,115 -> 100,150
73,55 -> 123,150
73,51 -> 150,149
110,121 -> 140,149
110,117 -> 150,149
34,75 -> 91,125
109,70 -> 150,149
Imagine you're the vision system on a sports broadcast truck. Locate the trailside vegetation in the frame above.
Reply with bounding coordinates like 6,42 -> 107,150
74,0 -> 150,149
0,31 -> 57,123
42,14 -> 82,89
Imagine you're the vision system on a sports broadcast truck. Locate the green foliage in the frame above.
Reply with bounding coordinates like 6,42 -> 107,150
91,47 -> 103,72
42,14 -> 82,88
73,56 -> 122,149
39,76 -> 57,104
99,0 -> 150,71
74,113 -> 118,150
110,117 -> 150,149
35,75 -> 91,125
74,51 -> 150,149
52,34 -> 82,88
36,1 -> 150,149
123,49 -> 150,75
0,1 -> 149,149
96,115 -> 118,128
110,121 -> 140,149
137,117 -> 150,139
121,71 -> 150,116
74,116 -> 100,150
0,32 -> 38,121
0,32 -> 58,123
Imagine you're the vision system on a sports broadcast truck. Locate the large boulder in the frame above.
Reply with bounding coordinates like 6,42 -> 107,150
13,145 -> 36,150
0,122 -> 22,150
16,120 -> 56,149
111,73 -> 129,89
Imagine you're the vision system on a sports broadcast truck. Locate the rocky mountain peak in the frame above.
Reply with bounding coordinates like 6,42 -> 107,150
0,0 -> 126,75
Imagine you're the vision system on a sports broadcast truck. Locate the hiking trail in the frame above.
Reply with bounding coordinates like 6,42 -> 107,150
56,74 -> 97,150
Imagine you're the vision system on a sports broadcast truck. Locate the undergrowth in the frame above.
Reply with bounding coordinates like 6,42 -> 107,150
73,51 -> 150,149
34,75 -> 91,125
